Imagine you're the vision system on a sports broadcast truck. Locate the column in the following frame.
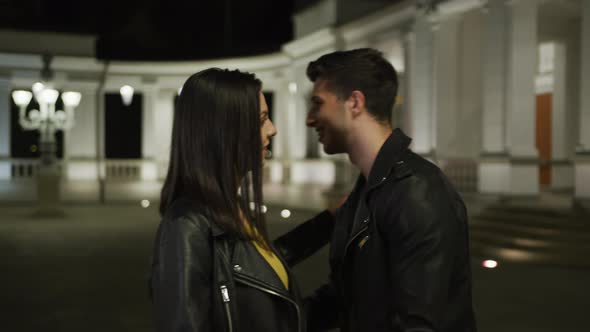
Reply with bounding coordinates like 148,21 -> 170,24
407,13 -> 435,157
458,10 -> 483,159
270,83 -> 288,161
141,82 -> 159,182
479,0 -> 511,193
506,0 -> 539,195
279,68 -> 300,184
402,31 -> 413,134
434,16 -> 460,159
575,0 -> 590,199
62,81 -> 101,202
0,78 -> 11,180
97,85 -> 106,203
289,65 -> 309,161
550,43 -> 574,190
65,82 -> 99,159
153,88 -> 175,180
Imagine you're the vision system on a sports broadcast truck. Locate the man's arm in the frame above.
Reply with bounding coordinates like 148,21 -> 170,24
381,179 -> 460,332
273,210 -> 335,267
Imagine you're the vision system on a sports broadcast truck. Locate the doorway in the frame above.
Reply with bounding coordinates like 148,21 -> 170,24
535,92 -> 552,187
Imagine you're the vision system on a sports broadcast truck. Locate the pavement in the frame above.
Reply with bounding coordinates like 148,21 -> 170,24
0,188 -> 588,331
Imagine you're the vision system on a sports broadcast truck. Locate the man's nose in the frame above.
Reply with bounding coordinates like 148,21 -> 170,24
306,112 -> 316,127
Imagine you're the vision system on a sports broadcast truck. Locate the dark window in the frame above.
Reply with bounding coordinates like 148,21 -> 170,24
104,93 -> 142,159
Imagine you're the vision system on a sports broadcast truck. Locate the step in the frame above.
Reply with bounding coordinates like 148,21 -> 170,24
486,204 -> 589,219
476,210 -> 588,229
470,243 -> 590,269
470,230 -> 590,253
469,219 -> 590,242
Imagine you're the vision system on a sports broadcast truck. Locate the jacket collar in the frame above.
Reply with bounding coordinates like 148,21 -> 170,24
231,241 -> 292,297
344,128 -> 412,209
365,128 -> 413,190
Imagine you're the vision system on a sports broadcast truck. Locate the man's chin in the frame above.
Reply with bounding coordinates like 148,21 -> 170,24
322,144 -> 340,155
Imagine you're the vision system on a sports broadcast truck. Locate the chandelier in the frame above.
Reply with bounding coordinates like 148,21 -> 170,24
12,83 -> 81,131
10,55 -> 82,165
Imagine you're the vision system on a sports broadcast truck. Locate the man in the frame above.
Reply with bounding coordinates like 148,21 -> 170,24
279,48 -> 477,332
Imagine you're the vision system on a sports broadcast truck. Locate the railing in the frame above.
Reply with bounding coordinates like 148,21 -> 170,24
438,158 -> 478,193
11,159 -> 38,179
0,158 -> 162,181
104,159 -> 143,181
0,158 -> 67,180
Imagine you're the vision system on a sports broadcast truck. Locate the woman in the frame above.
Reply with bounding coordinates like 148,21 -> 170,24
150,68 -> 308,332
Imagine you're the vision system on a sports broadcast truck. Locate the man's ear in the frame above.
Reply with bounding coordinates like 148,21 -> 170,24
347,90 -> 366,118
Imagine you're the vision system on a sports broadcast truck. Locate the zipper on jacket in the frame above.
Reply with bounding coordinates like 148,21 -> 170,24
343,224 -> 368,259
220,285 -> 233,332
234,274 -> 302,332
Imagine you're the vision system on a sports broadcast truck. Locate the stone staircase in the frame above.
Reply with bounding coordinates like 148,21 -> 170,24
469,204 -> 590,269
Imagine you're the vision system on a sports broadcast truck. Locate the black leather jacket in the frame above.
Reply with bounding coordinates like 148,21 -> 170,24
278,129 -> 477,332
149,197 -> 334,332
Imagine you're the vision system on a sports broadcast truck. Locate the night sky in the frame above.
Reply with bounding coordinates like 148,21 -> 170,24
0,0 -> 308,60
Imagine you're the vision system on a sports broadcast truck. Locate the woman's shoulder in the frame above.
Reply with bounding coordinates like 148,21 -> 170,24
161,196 -> 212,233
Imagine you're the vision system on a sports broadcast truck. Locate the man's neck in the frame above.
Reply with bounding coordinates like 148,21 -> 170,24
347,124 -> 393,179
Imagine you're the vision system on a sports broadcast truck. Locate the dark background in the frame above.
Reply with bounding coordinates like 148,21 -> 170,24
105,93 -> 143,159
0,0 -> 317,60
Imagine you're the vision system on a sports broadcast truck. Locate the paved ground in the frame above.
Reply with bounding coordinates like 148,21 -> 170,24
0,202 -> 588,332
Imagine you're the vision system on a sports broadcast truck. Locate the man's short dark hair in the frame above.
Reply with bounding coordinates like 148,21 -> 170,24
307,48 -> 398,125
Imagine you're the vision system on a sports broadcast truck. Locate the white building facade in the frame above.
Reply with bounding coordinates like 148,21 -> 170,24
0,0 -> 588,204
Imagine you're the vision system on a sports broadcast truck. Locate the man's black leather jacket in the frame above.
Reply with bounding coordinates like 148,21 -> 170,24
276,129 -> 478,332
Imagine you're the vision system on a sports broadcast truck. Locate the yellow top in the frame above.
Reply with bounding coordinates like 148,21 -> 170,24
243,222 -> 289,290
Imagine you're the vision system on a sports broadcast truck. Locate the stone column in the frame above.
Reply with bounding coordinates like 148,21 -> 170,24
270,82 -> 288,161
434,16 -> 460,159
479,0 -> 511,193
279,68 -> 301,184
506,0 -> 539,195
141,83 -> 157,160
61,81 -> 100,202
550,43 -> 574,190
458,10 -> 483,160
153,88 -> 175,180
407,13 -> 435,157
575,0 -> 590,199
0,78 -> 11,180
288,64 -> 310,161
64,82 -> 99,160
140,82 -> 159,182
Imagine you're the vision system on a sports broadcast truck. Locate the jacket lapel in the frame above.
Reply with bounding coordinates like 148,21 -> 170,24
333,129 -> 414,266
231,240 -> 291,297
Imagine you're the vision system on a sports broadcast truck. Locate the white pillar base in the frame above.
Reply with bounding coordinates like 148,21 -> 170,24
35,167 -> 64,217
509,159 -> 540,195
478,155 -> 510,194
551,162 -> 574,191
0,160 -> 10,180
574,154 -> 590,199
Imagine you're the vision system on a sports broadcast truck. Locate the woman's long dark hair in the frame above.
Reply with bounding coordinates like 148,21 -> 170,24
160,68 -> 268,244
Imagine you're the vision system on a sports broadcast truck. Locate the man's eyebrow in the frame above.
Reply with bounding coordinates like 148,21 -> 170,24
310,95 -> 323,102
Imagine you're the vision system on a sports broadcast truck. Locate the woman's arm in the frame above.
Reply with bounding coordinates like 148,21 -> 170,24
152,215 -> 213,332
